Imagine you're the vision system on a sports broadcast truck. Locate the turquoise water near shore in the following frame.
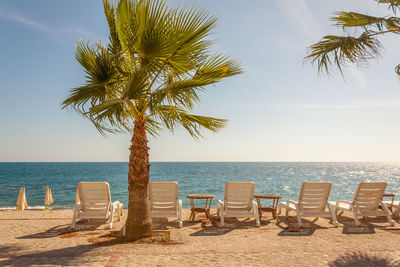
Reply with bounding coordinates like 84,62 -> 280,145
0,162 -> 399,209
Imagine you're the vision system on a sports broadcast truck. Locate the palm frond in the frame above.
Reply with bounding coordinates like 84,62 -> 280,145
145,118 -> 162,137
384,16 -> 400,32
88,99 -> 133,135
103,0 -> 122,55
74,41 -> 119,85
332,12 -> 386,30
62,84 -> 107,113
62,41 -> 120,113
332,11 -> 400,33
305,32 -> 381,75
395,63 -> 400,77
378,0 -> 400,13
149,54 -> 241,110
121,69 -> 149,100
150,80 -> 198,107
155,105 -> 226,139
116,0 -> 139,56
195,54 -> 243,80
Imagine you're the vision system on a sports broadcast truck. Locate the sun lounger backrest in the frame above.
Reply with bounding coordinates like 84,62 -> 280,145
299,182 -> 331,212
77,182 -> 111,214
353,182 -> 386,211
149,182 -> 178,212
224,182 -> 255,211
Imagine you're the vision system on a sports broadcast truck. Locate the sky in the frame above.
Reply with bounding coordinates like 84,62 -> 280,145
0,0 -> 400,162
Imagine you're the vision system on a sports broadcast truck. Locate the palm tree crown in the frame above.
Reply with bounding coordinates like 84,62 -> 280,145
305,0 -> 400,78
63,0 -> 242,138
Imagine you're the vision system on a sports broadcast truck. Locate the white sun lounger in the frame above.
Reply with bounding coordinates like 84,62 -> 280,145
280,182 -> 338,227
149,182 -> 183,227
71,182 -> 123,229
332,182 -> 394,226
217,182 -> 260,226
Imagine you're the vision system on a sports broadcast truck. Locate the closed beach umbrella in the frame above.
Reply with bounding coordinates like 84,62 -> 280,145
44,186 -> 54,209
16,187 -> 28,211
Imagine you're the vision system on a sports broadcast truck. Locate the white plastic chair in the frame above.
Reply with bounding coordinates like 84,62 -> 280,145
149,182 -> 183,227
217,182 -> 260,226
71,182 -> 123,229
332,182 -> 394,226
280,182 -> 338,227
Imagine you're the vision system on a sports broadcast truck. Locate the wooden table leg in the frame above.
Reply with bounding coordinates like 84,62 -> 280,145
190,198 -> 196,221
272,198 -> 279,222
256,198 -> 262,222
273,210 -> 279,222
206,198 -> 212,219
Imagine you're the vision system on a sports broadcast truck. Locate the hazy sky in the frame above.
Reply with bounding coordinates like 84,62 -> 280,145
1,0 -> 400,162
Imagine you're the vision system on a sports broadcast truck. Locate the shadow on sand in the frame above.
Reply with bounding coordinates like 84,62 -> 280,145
337,214 -> 396,235
188,214 -> 262,236
0,235 -> 125,267
328,251 -> 400,267
276,216 -> 330,236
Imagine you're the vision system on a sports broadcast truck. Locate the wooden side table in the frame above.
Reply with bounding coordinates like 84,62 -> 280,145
186,194 -> 215,221
254,194 -> 282,222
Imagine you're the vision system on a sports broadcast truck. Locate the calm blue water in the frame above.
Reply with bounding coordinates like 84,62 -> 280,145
0,162 -> 399,209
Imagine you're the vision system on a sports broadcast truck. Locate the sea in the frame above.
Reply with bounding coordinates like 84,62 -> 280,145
0,162 -> 399,209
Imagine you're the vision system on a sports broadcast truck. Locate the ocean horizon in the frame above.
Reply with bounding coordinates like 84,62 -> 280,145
1,162 -> 399,209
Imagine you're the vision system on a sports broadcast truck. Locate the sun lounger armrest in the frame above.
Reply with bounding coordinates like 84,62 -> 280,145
335,200 -> 352,210
286,200 -> 298,210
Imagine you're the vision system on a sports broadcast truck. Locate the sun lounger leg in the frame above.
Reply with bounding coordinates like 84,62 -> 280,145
327,203 -> 338,227
71,212 -> 76,228
285,206 -> 289,219
115,201 -> 122,222
119,203 -> 123,221
381,202 -> 395,226
218,201 -> 225,226
178,199 -> 183,228
253,201 -> 260,226
296,211 -> 303,227
351,206 -> 361,226
71,203 -> 79,228
109,203 -> 116,229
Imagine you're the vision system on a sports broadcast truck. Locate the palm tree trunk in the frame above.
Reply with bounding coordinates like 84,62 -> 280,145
125,121 -> 153,240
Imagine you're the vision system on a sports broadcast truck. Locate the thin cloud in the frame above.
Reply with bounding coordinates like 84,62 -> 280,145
346,63 -> 366,88
276,101 -> 400,110
274,0 -> 366,88
0,6 -> 98,41
0,7 -> 52,34
273,0 -> 322,42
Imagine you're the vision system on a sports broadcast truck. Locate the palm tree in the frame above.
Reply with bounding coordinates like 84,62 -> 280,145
62,0 -> 242,240
305,0 -> 400,77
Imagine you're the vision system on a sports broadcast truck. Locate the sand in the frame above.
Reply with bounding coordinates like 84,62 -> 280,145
1,208 -> 400,266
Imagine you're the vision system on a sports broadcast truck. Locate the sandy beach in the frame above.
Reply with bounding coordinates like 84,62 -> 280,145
1,208 -> 400,266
